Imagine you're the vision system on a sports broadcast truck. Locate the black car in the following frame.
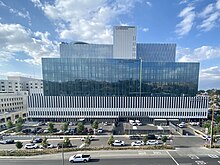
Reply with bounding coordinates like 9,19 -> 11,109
129,135 -> 142,140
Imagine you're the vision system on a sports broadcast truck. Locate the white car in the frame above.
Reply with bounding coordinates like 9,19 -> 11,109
81,136 -> 94,141
39,143 -> 54,149
98,128 -> 103,133
69,154 -> 91,163
131,141 -> 144,146
112,140 -> 125,146
25,143 -> 38,149
146,140 -> 159,145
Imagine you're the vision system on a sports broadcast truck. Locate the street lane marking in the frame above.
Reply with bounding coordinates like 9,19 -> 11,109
195,160 -> 206,165
208,154 -> 219,158
153,151 -> 162,155
166,151 -> 179,165
218,160 -> 220,164
188,154 -> 199,159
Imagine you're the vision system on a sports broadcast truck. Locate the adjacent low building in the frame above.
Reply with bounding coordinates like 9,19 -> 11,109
0,91 -> 28,129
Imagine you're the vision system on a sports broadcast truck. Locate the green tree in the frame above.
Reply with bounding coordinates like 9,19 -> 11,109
162,136 -> 168,145
15,141 -> 23,149
16,117 -> 24,124
92,120 -> 99,130
6,120 -> 13,129
41,137 -> 48,148
15,123 -> 22,132
62,122 -> 68,132
77,122 -> 84,134
143,135 -> 148,144
108,135 -> 114,146
84,136 -> 91,146
63,137 -> 72,148
48,122 -> 54,133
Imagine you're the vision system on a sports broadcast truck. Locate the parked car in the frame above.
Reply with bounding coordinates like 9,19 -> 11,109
0,139 -> 14,144
39,143 -> 54,149
135,120 -> 143,126
146,140 -> 159,145
97,127 -> 103,133
129,135 -> 142,140
112,140 -> 125,146
202,135 -> 211,141
148,134 -> 156,140
69,154 -> 91,163
31,137 -> 43,143
57,142 -> 72,148
24,143 -> 38,149
81,136 -> 94,141
131,140 -> 144,146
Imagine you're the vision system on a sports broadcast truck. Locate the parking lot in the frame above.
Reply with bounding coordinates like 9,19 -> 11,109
0,120 -> 216,151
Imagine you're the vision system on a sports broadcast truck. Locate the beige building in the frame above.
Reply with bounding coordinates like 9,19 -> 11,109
0,91 -> 28,130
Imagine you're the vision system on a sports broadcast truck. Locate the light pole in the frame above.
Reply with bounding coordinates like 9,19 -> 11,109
62,143 -> 64,165
139,58 -> 142,97
210,105 -> 215,148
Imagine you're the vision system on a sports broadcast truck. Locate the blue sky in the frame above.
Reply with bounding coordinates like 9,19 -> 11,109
0,0 -> 220,90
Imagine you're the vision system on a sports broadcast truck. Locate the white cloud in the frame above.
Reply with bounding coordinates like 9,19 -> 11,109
31,0 -> 141,44
198,12 -> 220,31
0,23 -> 59,65
0,1 -> 31,24
217,0 -> 220,9
31,0 -> 43,8
199,66 -> 220,90
142,27 -> 149,32
175,5 -> 196,36
177,46 -> 220,62
197,1 -> 220,32
200,66 -> 220,80
179,0 -> 188,5
198,4 -> 214,18
146,1 -> 152,7
0,71 -> 37,79
0,0 -> 6,7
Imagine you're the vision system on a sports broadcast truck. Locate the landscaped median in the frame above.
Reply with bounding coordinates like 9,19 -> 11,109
0,145 -> 174,156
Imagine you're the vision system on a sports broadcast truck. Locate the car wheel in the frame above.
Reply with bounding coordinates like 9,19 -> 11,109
70,160 -> 74,163
83,159 -> 87,163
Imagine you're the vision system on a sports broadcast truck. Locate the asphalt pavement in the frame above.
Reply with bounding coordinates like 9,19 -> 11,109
1,148 -> 220,165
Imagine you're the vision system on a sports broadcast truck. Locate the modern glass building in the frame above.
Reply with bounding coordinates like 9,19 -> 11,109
42,58 -> 199,97
27,26 -> 208,122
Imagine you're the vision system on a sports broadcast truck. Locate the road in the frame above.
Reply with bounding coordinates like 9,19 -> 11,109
1,148 -> 220,165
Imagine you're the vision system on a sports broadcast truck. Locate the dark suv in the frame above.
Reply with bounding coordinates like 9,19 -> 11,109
129,135 -> 142,140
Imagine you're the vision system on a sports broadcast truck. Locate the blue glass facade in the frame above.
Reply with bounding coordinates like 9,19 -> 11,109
60,42 -> 113,59
137,43 -> 176,62
42,58 -> 199,97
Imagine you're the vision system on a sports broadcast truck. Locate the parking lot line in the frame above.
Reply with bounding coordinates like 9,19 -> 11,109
166,151 -> 179,165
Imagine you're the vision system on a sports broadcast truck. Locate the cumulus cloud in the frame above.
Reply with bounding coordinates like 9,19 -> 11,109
0,1 -> 31,24
175,5 -> 196,36
177,46 -> 220,62
200,66 -> 220,80
0,71 -> 38,79
0,23 -> 59,65
31,0 -> 141,44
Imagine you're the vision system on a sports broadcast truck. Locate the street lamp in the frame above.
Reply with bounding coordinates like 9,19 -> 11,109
62,142 -> 64,165
139,58 -> 142,97
210,108 -> 214,148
